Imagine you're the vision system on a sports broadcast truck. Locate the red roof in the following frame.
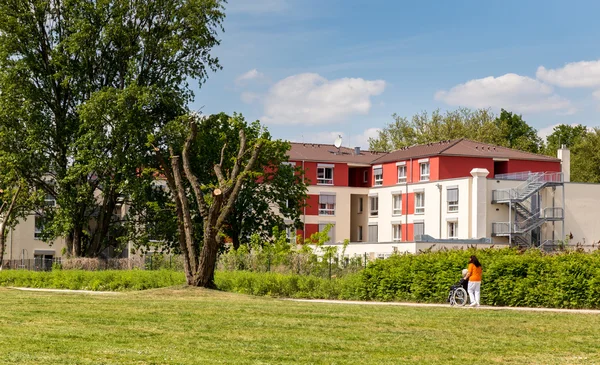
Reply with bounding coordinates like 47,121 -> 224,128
288,139 -> 559,165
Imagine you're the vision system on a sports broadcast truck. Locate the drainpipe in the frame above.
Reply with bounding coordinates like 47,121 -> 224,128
405,158 -> 412,241
436,183 -> 442,239
302,160 -> 306,243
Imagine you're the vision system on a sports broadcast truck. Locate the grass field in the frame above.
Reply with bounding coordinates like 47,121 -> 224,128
1,287 -> 600,365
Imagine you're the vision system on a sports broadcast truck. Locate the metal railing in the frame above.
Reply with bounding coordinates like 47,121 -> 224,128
494,171 -> 532,181
544,207 -> 564,219
492,172 -> 563,202
491,222 -> 511,235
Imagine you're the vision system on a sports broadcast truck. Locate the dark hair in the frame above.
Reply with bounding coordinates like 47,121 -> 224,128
469,255 -> 481,268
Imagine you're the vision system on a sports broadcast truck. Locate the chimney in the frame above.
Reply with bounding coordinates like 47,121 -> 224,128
354,146 -> 361,155
557,144 -> 570,182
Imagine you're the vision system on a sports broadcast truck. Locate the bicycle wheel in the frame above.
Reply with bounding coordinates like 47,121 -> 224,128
452,287 -> 468,306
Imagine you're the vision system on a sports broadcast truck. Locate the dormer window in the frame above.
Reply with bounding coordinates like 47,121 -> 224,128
373,166 -> 383,186
317,164 -> 334,185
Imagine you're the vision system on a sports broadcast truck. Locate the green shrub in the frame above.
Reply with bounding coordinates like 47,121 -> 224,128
0,270 -> 186,291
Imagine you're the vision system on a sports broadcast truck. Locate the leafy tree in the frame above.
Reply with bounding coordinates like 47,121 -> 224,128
570,128 -> 600,183
369,108 -> 542,153
224,162 -> 307,250
150,113 -> 292,288
0,0 -> 224,257
543,124 -> 588,156
493,109 -> 542,153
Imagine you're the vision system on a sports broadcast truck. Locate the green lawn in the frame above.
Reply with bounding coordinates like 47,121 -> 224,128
1,287 -> 599,365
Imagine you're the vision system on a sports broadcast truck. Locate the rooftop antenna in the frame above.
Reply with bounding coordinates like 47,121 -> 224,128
334,134 -> 342,154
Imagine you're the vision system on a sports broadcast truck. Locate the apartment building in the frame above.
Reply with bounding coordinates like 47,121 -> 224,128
4,138 -> 600,262
289,139 -> 600,255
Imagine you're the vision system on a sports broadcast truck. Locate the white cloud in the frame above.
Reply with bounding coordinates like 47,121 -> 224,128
435,73 -> 573,114
537,60 -> 600,88
227,0 -> 288,14
241,92 -> 261,104
235,69 -> 265,85
261,73 -> 385,125
593,90 -> 600,100
292,128 -> 381,150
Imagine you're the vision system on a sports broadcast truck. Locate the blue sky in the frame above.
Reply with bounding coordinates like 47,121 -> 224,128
191,0 -> 600,148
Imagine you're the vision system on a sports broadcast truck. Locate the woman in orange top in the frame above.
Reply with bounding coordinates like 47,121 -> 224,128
463,255 -> 482,307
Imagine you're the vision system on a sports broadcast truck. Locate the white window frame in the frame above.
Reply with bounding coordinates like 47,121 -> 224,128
358,226 -> 363,241
44,194 -> 56,207
415,192 -> 425,215
392,194 -> 402,215
447,188 -> 459,212
358,197 -> 363,214
373,167 -> 383,186
369,196 -> 379,217
448,221 -> 458,239
363,170 -> 368,183
318,194 -> 336,216
392,224 -> 402,242
419,162 -> 430,181
397,165 -> 407,183
317,166 -> 334,185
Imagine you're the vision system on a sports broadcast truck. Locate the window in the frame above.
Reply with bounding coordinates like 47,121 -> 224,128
319,194 -> 336,216
392,194 -> 402,215
448,221 -> 458,239
286,227 -> 297,244
397,165 -> 407,183
44,194 -> 56,207
369,196 -> 379,216
419,162 -> 430,181
317,167 -> 333,185
373,167 -> 383,186
34,215 -> 44,239
415,192 -> 425,214
414,222 -> 424,239
319,223 -> 335,244
368,224 -> 378,242
392,224 -> 402,242
358,226 -> 363,241
363,170 -> 368,183
447,187 -> 459,212
358,197 -> 363,213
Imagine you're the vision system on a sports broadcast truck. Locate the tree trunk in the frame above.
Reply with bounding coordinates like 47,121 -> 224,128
0,224 -> 5,270
190,230 -> 220,288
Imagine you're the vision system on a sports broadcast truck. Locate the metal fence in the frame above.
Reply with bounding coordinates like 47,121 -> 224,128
1,258 -> 62,271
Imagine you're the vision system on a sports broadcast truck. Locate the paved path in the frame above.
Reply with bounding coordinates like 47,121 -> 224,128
286,298 -> 600,314
8,287 -> 120,295
8,287 -> 600,314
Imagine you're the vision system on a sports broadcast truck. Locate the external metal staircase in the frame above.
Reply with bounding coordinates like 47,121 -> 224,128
491,172 -> 564,248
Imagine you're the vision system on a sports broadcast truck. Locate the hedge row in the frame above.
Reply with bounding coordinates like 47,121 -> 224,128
360,248 -> 600,308
3,248 -> 600,309
0,269 -> 185,291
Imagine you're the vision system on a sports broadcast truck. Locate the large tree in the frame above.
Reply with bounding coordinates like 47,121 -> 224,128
369,108 -> 542,153
570,128 -> 600,183
149,113 -> 293,287
0,0 -> 224,257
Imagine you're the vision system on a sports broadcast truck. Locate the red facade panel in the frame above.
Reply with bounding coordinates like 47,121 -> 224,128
304,224 -> 319,243
438,156 -> 495,179
305,194 -> 319,216
382,162 -> 397,186
407,223 -> 414,242
406,193 -> 415,215
506,160 -> 561,174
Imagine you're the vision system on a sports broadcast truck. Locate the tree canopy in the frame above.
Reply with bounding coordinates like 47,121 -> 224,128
0,0 -> 225,257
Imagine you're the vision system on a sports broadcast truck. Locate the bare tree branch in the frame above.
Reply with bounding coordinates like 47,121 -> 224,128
181,122 -> 208,219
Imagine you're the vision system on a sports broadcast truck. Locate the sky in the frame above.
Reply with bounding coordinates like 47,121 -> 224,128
191,0 -> 600,149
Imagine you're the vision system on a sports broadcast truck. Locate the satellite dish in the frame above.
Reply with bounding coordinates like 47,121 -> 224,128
334,135 -> 342,149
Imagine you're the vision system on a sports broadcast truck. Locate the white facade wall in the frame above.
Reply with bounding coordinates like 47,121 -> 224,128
366,178 -> 472,241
